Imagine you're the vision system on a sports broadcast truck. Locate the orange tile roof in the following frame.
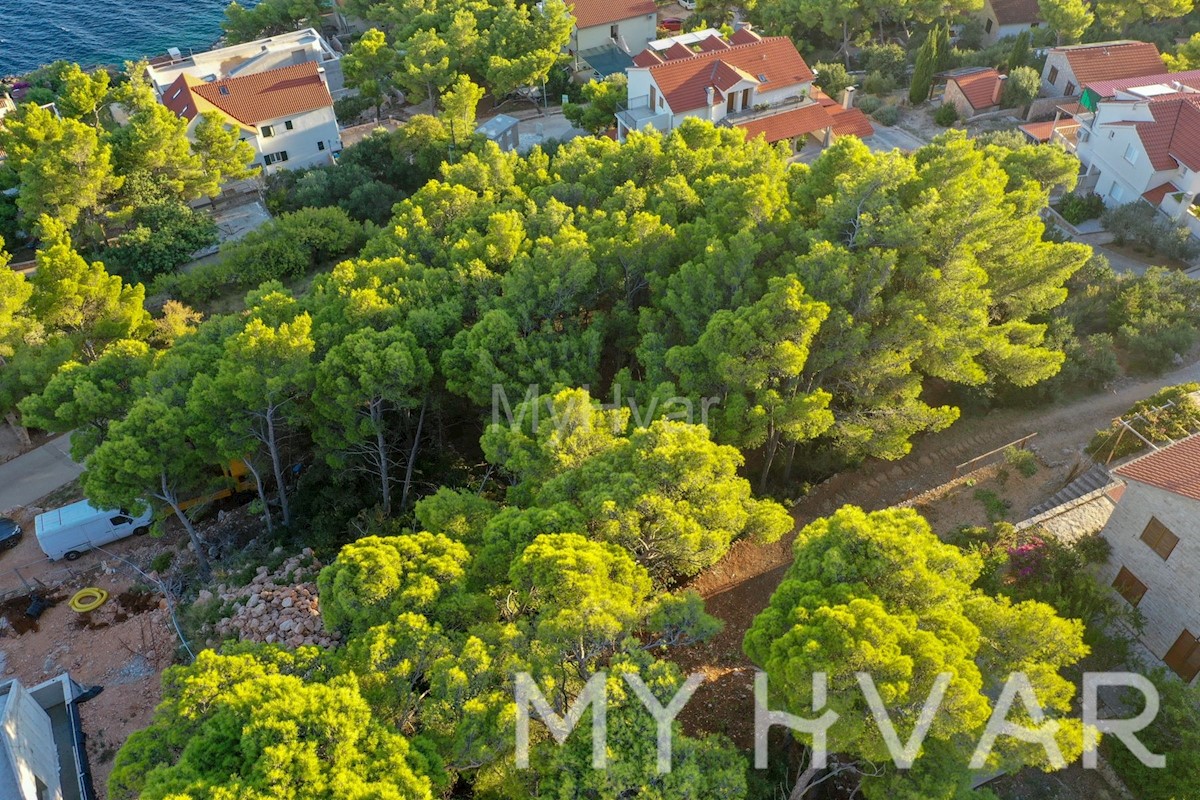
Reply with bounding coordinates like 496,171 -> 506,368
570,0 -> 656,29
949,67 -> 1002,111
1084,68 -> 1200,98
164,61 -> 333,128
729,27 -> 760,46
1114,434 -> 1200,502
828,106 -> 875,138
1018,118 -> 1078,142
988,0 -> 1042,25
1142,181 -> 1179,205
642,35 -> 815,113
1135,95 -> 1200,171
633,49 -> 664,67
736,103 -> 832,143
1058,41 -> 1165,87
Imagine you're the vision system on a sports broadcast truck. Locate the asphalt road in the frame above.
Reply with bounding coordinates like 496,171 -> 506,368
0,435 -> 82,513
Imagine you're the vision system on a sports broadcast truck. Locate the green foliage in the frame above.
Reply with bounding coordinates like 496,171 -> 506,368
861,69 -> 896,96
745,507 -> 1088,799
102,200 -> 218,279
854,94 -> 883,114
859,43 -> 907,83
934,102 -> 959,126
563,75 -> 628,136
1087,383 -> 1200,460
1038,0 -> 1094,43
871,103 -> 900,125
1001,65 -> 1041,109
974,488 -> 1012,522
222,0 -> 328,44
345,28 -> 400,119
1006,30 -> 1032,70
1102,202 -> 1200,262
1003,445 -> 1039,477
813,61 -> 852,99
1106,672 -> 1200,800
908,33 -> 938,105
1165,32 -> 1200,71
1056,192 -> 1105,224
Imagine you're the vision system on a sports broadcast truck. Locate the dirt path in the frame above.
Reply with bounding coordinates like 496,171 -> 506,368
677,355 -> 1200,746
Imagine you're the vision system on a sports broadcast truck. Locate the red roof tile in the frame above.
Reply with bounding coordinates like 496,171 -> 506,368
1135,95 -> 1200,171
164,62 -> 333,127
1058,41 -> 1165,87
736,103 -> 832,143
988,0 -> 1042,25
641,35 -> 815,113
949,67 -> 1002,111
633,50 -> 664,67
570,0 -> 656,29
1142,181 -> 1179,205
1114,434 -> 1200,502
1018,118 -> 1078,142
828,106 -> 875,138
729,27 -> 761,46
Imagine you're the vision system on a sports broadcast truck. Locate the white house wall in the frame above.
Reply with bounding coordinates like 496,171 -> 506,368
0,681 -> 62,800
248,106 -> 341,174
574,15 -> 658,55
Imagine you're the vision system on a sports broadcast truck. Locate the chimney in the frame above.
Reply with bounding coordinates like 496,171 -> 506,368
840,85 -> 856,109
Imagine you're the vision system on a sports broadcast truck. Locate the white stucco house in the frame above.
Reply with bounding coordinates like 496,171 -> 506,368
161,60 -> 342,175
1052,73 -> 1200,238
1098,434 -> 1200,683
616,26 -> 873,152
975,0 -> 1043,46
1040,40 -> 1164,98
1,674 -> 96,800
568,0 -> 659,78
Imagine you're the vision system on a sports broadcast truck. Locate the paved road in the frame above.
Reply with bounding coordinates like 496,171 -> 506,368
0,435 -> 82,513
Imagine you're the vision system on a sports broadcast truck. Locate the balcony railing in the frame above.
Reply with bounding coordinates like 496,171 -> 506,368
616,96 -> 669,132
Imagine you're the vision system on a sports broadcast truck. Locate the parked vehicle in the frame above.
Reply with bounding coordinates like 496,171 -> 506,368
34,502 -> 153,561
0,517 -> 21,551
661,17 -> 683,31
177,460 -> 256,512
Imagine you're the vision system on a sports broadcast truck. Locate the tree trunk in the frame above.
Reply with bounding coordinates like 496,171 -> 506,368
374,401 -> 392,516
789,765 -> 821,800
164,477 -> 211,581
759,426 -> 781,494
243,458 -> 273,534
843,21 -> 851,67
5,411 -> 31,449
265,409 -> 291,527
399,398 -> 427,513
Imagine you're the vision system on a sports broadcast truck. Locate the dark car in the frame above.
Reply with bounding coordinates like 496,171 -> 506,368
0,517 -> 21,551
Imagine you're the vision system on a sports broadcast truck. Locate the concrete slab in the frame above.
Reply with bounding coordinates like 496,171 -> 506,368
515,111 -> 587,152
863,125 -> 928,153
0,436 -> 82,513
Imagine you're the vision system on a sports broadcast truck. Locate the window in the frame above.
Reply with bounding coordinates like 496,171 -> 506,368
1112,566 -> 1147,606
1109,182 -> 1125,203
1123,143 -> 1139,164
284,119 -> 294,130
649,85 -> 657,111
1141,517 -> 1180,560
219,85 -> 230,96
985,18 -> 993,33
35,777 -> 49,800
742,88 -> 752,108
261,124 -> 274,137
727,92 -> 736,113
318,140 -> 326,151
1048,66 -> 1059,84
1164,630 -> 1200,683
263,150 -> 290,165
109,515 -> 132,525
610,24 -> 619,39
1065,81 -> 1076,95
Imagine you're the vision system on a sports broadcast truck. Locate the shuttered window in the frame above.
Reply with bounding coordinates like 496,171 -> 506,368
1112,566 -> 1147,607
1140,517 -> 1180,560
1164,630 -> 1200,683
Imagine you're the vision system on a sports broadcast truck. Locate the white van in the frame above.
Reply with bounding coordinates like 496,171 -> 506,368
34,501 -> 153,561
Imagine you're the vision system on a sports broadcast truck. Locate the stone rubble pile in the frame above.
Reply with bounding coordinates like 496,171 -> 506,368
211,549 -> 341,649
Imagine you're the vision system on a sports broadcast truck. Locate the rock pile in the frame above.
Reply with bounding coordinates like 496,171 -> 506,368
211,549 -> 341,649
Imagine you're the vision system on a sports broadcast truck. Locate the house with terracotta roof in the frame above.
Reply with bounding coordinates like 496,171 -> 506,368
976,0 -> 1044,45
1040,40 -> 1164,98
1098,432 -> 1200,683
941,67 -> 1005,117
617,26 -> 872,152
161,61 -> 341,175
1061,79 -> 1200,237
568,0 -> 658,78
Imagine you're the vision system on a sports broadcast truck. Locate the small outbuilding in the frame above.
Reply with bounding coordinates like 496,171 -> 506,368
941,67 -> 1004,118
475,114 -> 521,152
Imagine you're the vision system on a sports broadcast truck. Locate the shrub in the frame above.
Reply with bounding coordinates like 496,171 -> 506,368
150,552 -> 173,574
1056,192 -> 1105,224
854,94 -> 882,114
859,44 -> 907,83
1001,65 -> 1040,109
934,103 -> 959,126
1003,446 -> 1039,477
334,93 -> 373,123
974,489 -> 1011,522
862,70 -> 897,96
871,104 -> 900,126
1102,202 -> 1200,262
813,61 -> 852,100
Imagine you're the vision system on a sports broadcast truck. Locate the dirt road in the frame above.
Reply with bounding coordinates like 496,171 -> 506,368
0,434 -> 82,513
